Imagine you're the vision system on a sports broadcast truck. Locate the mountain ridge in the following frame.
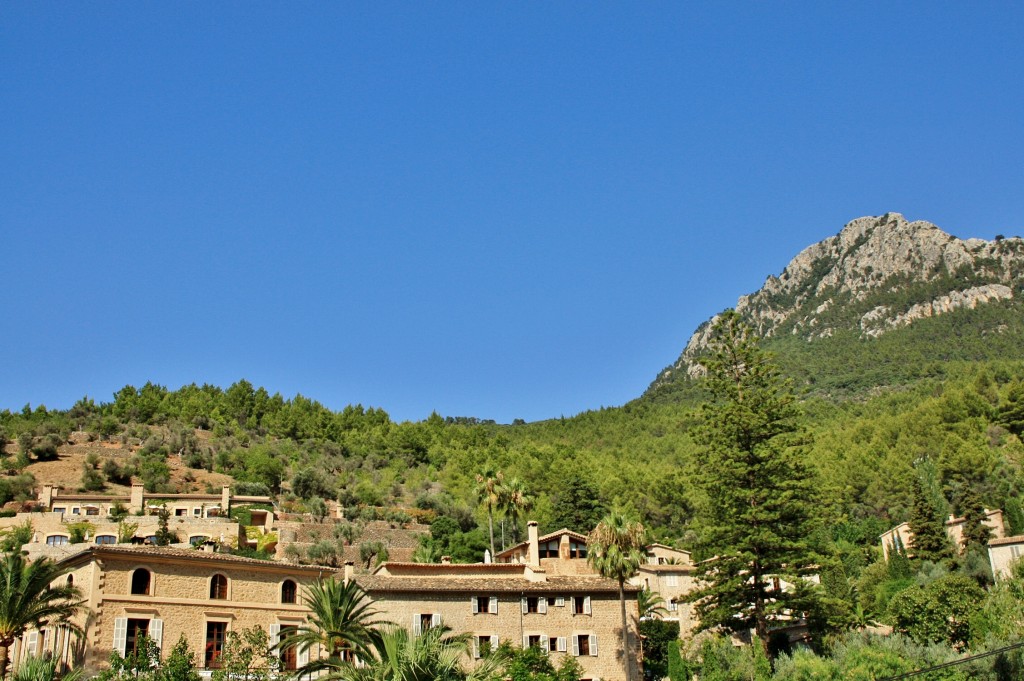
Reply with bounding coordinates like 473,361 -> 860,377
652,213 -> 1024,392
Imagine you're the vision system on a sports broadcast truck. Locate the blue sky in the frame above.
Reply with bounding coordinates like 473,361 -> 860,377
2,3 -> 1023,423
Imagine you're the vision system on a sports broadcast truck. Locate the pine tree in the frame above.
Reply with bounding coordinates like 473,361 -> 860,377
687,311 -> 821,653
959,487 -> 994,551
907,478 -> 952,562
550,474 -> 607,534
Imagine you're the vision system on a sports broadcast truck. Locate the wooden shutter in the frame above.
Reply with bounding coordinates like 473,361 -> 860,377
522,634 -> 529,649
540,634 -> 549,652
431,614 -> 440,628
150,619 -> 163,651
412,614 -> 422,636
113,618 -> 127,656
297,641 -> 309,667
590,635 -> 598,656
269,623 -> 281,646
489,596 -> 498,614
521,597 -> 528,614
557,637 -> 567,652
539,598 -> 547,614
583,596 -> 592,615
571,635 -> 579,656
27,630 -> 39,657
555,596 -> 565,607
490,635 -> 498,650
473,637 -> 480,659
472,597 -> 479,614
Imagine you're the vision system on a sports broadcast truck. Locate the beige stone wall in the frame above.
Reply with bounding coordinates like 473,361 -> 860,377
946,510 -> 1006,549
25,547 -> 642,681
78,555 -> 322,673
989,541 -> 1024,580
879,523 -> 914,560
644,545 -> 691,564
367,589 -> 639,681
633,567 -> 698,636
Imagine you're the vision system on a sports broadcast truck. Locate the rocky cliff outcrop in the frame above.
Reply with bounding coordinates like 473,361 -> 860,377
658,213 -> 1024,382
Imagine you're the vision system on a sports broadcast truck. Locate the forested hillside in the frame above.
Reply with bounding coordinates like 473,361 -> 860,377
3,359 -> 1024,549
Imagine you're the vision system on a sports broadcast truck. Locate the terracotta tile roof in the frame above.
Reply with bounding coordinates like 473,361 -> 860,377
63,545 -> 333,574
355,574 -> 639,594
375,562 -> 525,575
637,564 -> 694,574
987,535 -> 1024,547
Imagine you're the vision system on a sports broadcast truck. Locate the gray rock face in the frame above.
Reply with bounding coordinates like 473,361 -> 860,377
659,213 -> 1024,382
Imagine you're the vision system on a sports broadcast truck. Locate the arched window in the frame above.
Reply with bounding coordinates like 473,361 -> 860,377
131,568 -> 151,595
210,574 -> 228,600
46,535 -> 69,546
281,579 -> 297,604
95,535 -> 117,545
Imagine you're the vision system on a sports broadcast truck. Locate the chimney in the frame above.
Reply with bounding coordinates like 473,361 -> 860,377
441,555 -> 451,565
528,521 -> 540,568
40,485 -> 54,509
130,484 -> 144,513
343,561 -> 355,583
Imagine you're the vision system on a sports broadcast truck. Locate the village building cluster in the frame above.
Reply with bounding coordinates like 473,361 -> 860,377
6,482 -> 1020,679
1,485 -> 701,680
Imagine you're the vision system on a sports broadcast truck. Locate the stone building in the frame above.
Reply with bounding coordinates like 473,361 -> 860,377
879,508 -> 1006,559
359,525 -> 641,680
12,520 -> 640,681
630,544 -> 698,636
20,544 -> 327,677
987,534 -> 1024,580
38,483 -> 274,528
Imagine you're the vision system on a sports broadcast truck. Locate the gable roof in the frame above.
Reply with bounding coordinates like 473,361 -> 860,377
495,528 -> 589,559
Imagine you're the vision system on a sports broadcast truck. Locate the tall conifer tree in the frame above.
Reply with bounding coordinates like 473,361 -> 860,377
907,478 -> 952,562
959,487 -> 993,551
687,311 -> 820,653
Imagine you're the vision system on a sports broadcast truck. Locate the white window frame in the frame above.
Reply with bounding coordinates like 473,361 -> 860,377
573,595 -> 592,615
571,633 -> 598,657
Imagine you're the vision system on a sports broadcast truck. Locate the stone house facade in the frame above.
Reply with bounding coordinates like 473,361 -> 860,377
32,545 -> 327,677
1,511 -> 246,552
359,562 -> 639,680
13,521 -> 640,681
38,484 -> 274,528
879,509 -> 1006,560
630,544 -> 698,636
987,534 -> 1024,580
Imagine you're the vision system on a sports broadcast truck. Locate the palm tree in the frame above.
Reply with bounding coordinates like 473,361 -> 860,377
335,622 -> 503,681
278,578 -> 385,678
499,478 -> 534,546
0,553 -> 83,679
474,469 -> 504,559
587,511 -> 647,681
637,587 -> 669,620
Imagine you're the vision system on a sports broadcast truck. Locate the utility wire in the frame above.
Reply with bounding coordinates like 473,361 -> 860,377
876,640 -> 1024,680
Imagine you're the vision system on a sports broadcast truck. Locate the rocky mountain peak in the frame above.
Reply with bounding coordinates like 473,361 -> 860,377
660,213 -> 1024,382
